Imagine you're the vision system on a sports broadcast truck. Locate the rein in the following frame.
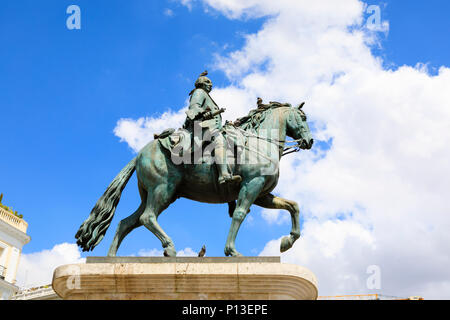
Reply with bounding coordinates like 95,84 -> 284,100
234,127 -> 303,157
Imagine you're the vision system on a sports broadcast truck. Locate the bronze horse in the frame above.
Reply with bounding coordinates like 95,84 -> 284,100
76,103 -> 313,257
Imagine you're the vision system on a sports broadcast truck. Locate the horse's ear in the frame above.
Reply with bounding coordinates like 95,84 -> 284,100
298,102 -> 305,110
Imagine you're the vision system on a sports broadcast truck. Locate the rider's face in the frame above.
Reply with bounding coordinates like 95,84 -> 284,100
203,80 -> 213,92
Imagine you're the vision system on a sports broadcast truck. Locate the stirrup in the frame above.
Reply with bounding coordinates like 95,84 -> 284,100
219,174 -> 242,185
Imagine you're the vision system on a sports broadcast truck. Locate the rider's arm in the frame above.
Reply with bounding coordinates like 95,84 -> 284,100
186,89 -> 207,120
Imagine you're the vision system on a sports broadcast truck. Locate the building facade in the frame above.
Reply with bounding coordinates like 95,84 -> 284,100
0,206 -> 31,300
10,285 -> 60,300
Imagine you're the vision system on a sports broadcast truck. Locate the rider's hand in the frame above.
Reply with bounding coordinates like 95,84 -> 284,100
203,111 -> 212,119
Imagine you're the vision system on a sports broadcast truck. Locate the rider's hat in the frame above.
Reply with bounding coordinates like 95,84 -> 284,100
195,70 -> 211,88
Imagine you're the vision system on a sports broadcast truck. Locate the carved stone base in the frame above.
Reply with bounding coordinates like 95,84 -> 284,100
52,257 -> 318,300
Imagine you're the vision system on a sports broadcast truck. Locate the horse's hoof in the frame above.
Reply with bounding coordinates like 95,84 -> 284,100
280,236 -> 293,253
224,247 -> 242,257
164,246 -> 177,257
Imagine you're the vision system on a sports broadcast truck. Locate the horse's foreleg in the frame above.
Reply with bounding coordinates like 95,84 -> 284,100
228,201 -> 250,218
225,177 -> 265,257
140,184 -> 177,257
254,193 -> 300,253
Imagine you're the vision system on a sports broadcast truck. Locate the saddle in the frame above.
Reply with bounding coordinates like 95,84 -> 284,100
155,125 -> 246,166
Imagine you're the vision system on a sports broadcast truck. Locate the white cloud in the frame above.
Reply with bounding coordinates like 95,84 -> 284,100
114,108 -> 187,153
260,220 -> 376,295
203,0 -> 450,299
115,0 -> 450,299
16,243 -> 85,288
164,8 -> 175,17
138,247 -> 197,257
179,0 -> 194,11
260,208 -> 290,225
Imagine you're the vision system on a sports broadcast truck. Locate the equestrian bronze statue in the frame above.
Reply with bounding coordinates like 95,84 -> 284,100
76,71 -> 314,257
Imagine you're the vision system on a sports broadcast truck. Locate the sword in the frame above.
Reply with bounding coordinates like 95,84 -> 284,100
203,108 -> 226,120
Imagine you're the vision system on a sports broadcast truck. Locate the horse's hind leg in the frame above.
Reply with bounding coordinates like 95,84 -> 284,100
107,184 -> 147,257
254,193 -> 300,252
140,183 -> 178,257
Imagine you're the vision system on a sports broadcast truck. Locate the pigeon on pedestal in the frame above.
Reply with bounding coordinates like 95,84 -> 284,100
198,245 -> 206,257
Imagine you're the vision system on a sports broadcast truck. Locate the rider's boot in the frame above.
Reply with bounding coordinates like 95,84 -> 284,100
215,145 -> 242,185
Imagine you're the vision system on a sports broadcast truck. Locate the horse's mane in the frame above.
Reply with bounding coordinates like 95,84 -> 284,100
234,101 -> 292,132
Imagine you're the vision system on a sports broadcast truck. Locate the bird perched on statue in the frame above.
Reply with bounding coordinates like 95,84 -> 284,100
257,97 -> 263,106
199,70 -> 208,77
198,245 -> 206,257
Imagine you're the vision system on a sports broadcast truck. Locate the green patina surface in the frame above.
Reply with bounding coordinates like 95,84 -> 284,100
75,72 -> 313,257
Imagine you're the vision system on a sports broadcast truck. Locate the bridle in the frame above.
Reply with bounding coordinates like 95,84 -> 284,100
235,127 -> 304,158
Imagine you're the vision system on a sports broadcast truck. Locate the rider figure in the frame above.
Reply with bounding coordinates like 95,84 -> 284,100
183,71 -> 242,185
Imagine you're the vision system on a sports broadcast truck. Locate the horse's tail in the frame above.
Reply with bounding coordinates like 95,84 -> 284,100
75,157 -> 137,252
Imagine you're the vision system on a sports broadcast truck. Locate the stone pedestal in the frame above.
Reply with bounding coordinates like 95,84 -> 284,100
52,257 -> 317,300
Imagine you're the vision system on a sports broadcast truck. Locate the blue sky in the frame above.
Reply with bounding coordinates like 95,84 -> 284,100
0,0 -> 266,256
1,1 -> 450,295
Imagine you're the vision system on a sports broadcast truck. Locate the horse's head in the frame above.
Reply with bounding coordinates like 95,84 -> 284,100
286,103 -> 314,150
